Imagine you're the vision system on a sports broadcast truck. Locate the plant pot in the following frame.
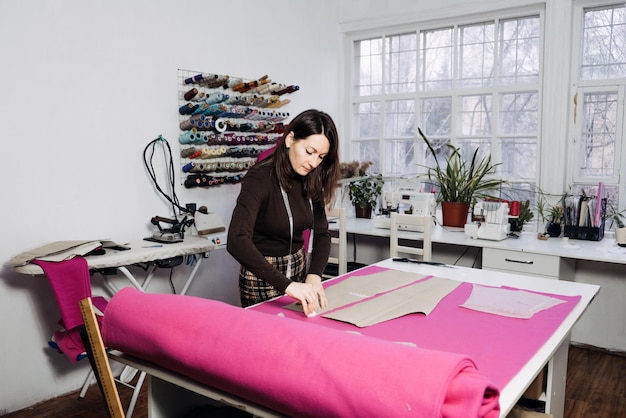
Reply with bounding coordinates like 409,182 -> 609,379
441,202 -> 470,228
354,203 -> 372,219
547,222 -> 561,237
616,227 -> 626,244
509,218 -> 524,232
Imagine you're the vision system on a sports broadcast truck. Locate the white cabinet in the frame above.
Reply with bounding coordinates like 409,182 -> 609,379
482,247 -> 575,280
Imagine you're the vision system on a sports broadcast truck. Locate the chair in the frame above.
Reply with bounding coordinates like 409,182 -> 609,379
323,207 -> 347,278
389,212 -> 433,261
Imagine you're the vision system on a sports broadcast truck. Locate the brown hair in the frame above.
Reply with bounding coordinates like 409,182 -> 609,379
261,109 -> 339,205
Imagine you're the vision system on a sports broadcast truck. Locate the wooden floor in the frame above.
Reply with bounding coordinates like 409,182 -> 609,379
4,345 -> 625,418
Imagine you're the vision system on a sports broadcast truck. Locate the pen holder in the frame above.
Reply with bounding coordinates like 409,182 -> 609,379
563,198 -> 606,241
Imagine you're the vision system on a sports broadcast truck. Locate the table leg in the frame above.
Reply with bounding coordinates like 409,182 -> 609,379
544,334 -> 570,418
180,256 -> 203,295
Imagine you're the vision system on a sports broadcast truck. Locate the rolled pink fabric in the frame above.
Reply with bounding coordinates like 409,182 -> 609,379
102,288 -> 500,418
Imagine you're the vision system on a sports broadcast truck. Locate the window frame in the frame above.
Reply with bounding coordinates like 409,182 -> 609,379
568,0 -> 626,215
344,7 -> 545,202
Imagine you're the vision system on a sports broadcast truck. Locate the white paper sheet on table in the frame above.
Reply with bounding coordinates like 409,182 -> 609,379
460,284 -> 566,319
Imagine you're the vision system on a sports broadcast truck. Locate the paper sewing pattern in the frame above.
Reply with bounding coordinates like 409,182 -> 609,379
460,284 -> 566,319
322,276 -> 461,327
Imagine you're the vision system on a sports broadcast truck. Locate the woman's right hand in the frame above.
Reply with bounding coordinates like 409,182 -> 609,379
285,281 -> 320,316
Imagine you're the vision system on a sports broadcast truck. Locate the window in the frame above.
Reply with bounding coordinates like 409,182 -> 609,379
571,2 -> 626,217
349,13 -> 542,202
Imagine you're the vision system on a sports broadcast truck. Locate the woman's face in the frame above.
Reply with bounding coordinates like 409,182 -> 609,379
285,132 -> 330,176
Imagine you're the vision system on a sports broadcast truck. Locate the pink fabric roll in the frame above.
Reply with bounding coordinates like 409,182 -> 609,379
102,288 -> 500,418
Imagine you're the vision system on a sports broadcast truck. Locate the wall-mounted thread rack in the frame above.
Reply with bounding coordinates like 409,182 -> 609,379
177,69 -> 299,188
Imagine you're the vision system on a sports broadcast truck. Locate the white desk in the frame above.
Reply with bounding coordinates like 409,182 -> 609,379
337,217 -> 626,265
109,258 -> 599,418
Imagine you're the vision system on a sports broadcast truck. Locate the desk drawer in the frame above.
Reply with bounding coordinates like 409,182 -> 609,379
482,248 -> 561,278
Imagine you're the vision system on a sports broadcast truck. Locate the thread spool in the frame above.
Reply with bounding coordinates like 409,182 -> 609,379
179,129 -> 198,144
510,201 -> 520,217
205,92 -> 225,105
214,118 -> 228,133
180,147 -> 197,158
182,162 -> 195,172
184,88 -> 198,101
179,103 -> 199,115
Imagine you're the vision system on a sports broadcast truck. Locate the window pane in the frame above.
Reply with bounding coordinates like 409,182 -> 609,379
421,136 -> 451,183
499,16 -> 540,85
353,102 -> 381,139
499,92 -> 538,135
582,4 -> 626,80
385,100 -> 415,138
499,137 -> 537,180
355,38 -> 383,96
460,95 -> 492,136
420,27 -> 453,90
457,138 -> 493,169
384,140 -> 416,176
579,92 -> 618,178
460,22 -> 495,87
421,97 -> 451,136
355,140 -> 381,174
386,33 -> 418,93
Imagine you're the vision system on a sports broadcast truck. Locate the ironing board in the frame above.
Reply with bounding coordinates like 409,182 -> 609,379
13,235 -> 223,418
14,236 -> 220,294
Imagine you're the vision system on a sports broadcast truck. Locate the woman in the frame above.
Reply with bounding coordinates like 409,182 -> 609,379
227,109 -> 340,315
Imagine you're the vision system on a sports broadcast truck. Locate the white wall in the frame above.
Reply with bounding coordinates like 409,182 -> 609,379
0,0 -> 341,413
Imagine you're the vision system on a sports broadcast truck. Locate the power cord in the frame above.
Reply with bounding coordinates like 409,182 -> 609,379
143,135 -> 190,217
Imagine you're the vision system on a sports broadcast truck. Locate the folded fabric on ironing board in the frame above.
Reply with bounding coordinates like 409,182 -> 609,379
102,288 -> 500,418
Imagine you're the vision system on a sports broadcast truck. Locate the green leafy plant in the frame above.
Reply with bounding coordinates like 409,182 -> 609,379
536,192 -> 566,224
348,174 -> 384,209
418,128 -> 505,204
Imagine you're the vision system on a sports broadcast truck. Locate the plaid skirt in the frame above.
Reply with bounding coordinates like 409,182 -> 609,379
239,247 -> 306,307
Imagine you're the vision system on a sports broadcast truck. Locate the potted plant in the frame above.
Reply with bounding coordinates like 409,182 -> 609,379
348,174 -> 384,219
418,128 -> 505,227
535,188 -> 571,237
610,211 -> 626,244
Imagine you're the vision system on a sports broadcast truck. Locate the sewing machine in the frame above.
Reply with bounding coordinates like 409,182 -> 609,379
373,190 -> 435,232
464,201 -> 510,241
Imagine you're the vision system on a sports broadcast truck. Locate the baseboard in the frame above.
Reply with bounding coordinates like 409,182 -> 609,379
570,341 -> 626,357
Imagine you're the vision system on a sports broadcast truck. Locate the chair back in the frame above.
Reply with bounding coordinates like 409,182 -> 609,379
389,212 -> 432,261
325,207 -> 347,277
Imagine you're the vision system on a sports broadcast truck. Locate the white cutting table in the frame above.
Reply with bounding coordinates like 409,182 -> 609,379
109,258 -> 599,418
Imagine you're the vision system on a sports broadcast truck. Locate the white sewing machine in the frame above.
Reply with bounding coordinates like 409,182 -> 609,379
373,190 -> 435,232
464,201 -> 510,241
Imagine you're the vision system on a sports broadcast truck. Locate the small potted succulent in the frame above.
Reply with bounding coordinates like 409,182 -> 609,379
340,161 -> 384,219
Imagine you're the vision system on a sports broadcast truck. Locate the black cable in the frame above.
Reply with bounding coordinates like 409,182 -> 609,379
143,135 -> 190,217
452,246 -> 470,266
168,268 -> 176,294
